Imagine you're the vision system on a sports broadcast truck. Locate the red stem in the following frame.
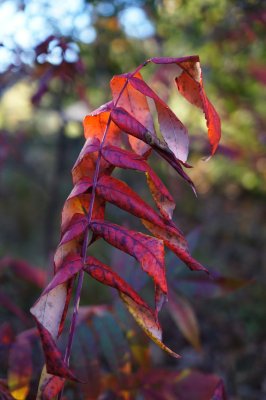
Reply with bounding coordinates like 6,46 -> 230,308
57,60 -> 150,398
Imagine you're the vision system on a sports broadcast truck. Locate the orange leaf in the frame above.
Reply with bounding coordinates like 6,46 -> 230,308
111,72 -> 155,155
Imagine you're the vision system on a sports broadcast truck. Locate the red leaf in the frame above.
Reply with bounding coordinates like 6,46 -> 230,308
68,173 -> 171,236
59,214 -> 88,245
42,255 -> 83,296
142,220 -> 207,273
175,68 -> 221,157
72,137 -> 100,174
155,147 -> 196,193
102,145 -> 175,219
72,106 -> 119,185
149,56 -> 221,156
61,194 -> 89,235
142,215 -> 188,251
72,142 -> 99,185
111,106 -> 151,144
110,107 -> 195,192
96,175 -> 168,229
35,320 -> 79,381
84,176 -> 190,266
61,193 -> 105,236
71,135 -> 99,187
90,220 -> 167,294
128,76 -> 189,162
67,178 -> 92,200
83,105 -> 121,147
84,256 -> 150,309
111,72 -> 155,155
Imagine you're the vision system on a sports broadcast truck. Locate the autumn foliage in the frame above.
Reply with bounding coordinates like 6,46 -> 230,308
26,56 -> 222,398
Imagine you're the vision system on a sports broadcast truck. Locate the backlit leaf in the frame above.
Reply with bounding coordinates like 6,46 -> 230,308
111,72 -> 155,156
129,76 -> 189,162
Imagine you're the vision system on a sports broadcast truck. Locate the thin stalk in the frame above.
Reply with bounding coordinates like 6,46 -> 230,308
57,61 -> 150,398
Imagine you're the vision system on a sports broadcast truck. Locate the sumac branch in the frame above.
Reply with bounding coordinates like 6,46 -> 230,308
30,55 -> 221,398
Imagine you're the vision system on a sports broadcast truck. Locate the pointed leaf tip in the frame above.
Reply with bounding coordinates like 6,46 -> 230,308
120,293 -> 181,359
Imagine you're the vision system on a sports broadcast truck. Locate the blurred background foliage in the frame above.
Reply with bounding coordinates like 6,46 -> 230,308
0,0 -> 266,399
